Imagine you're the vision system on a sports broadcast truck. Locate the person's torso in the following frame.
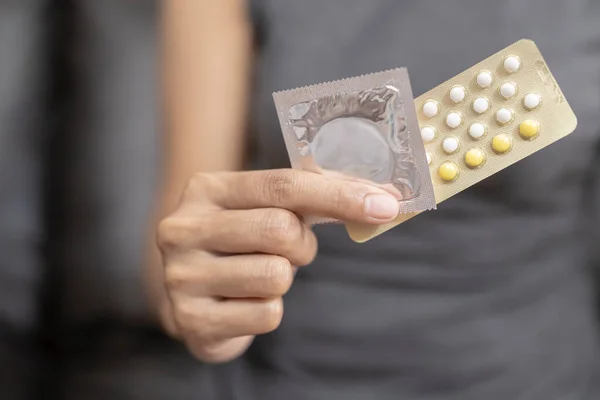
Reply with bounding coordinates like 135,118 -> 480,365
210,1 -> 600,399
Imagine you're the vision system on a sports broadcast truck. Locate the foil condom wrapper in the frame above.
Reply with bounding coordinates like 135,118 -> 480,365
272,68 -> 436,224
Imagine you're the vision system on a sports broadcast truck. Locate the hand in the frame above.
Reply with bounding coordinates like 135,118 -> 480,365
157,169 -> 400,363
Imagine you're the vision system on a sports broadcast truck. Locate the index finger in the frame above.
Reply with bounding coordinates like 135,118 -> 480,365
208,169 -> 401,224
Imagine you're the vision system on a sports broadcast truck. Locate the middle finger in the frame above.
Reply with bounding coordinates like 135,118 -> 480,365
202,208 -> 318,266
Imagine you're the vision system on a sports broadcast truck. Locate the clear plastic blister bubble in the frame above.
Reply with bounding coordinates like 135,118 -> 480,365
273,68 -> 436,223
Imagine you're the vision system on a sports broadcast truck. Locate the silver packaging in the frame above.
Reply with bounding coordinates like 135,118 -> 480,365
273,68 -> 436,220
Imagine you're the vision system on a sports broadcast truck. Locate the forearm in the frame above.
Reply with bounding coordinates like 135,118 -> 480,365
145,0 -> 253,324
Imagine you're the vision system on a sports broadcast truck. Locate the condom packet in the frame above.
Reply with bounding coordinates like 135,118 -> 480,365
346,39 -> 578,242
273,68 -> 436,224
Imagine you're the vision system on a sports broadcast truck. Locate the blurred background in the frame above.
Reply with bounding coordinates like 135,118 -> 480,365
1,1 -> 600,399
0,1 -> 199,398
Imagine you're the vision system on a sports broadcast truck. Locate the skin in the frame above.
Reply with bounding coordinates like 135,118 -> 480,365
150,0 -> 400,363
145,0 -> 252,336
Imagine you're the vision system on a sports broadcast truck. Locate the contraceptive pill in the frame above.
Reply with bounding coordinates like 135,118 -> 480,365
476,70 -> 494,88
468,122 -> 487,139
503,55 -> 521,73
495,108 -> 514,125
491,133 -> 512,154
442,137 -> 460,154
519,119 -> 540,140
472,97 -> 490,114
523,93 -> 542,110
446,112 -> 463,128
423,100 -> 440,117
449,85 -> 467,103
499,82 -> 517,99
464,148 -> 486,168
420,126 -> 436,142
346,39 -> 578,243
438,161 -> 459,182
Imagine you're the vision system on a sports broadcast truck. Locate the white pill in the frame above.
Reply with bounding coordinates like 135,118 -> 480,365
442,137 -> 460,154
423,100 -> 439,117
523,93 -> 542,110
495,108 -> 514,125
426,152 -> 433,166
503,56 -> 521,73
468,123 -> 487,139
472,97 -> 490,114
420,126 -> 436,143
499,82 -> 517,99
449,85 -> 467,103
476,71 -> 494,88
445,112 -> 462,129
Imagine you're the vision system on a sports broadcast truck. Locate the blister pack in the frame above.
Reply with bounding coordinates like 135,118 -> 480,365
273,68 -> 436,223
346,39 -> 578,242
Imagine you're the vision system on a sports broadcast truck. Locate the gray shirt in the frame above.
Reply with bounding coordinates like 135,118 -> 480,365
2,1 -> 598,398
198,1 -> 600,399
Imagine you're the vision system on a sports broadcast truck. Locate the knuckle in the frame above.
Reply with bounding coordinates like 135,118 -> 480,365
197,307 -> 225,339
263,170 -> 298,206
174,301 -> 218,340
181,172 -> 224,205
157,215 -> 208,253
164,264 -> 209,293
164,265 -> 185,292
261,209 -> 301,250
186,172 -> 213,196
326,181 -> 347,212
294,236 -> 318,267
262,299 -> 284,333
156,217 -> 182,252
260,257 -> 293,296
158,301 -> 181,339
171,301 -> 200,337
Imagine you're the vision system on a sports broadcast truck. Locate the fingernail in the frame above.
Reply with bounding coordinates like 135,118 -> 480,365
364,193 -> 399,219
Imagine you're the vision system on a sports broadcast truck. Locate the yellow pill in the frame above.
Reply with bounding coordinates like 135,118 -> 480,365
491,134 -> 512,154
464,148 -> 486,168
438,161 -> 459,182
519,119 -> 540,140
